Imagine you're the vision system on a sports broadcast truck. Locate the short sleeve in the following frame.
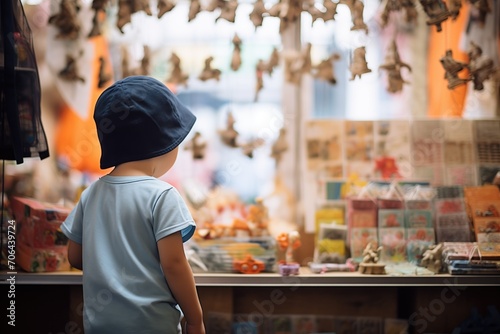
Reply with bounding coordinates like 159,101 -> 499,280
152,187 -> 196,242
61,200 -> 84,244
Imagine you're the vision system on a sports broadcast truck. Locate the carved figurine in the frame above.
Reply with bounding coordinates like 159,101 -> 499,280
184,131 -> 207,160
97,56 -> 112,88
271,128 -> 289,165
217,0 -> 238,22
249,0 -> 267,29
198,56 -> 222,81
276,231 -> 301,276
418,0 -> 450,32
467,41 -> 495,91
358,242 -> 385,274
340,0 -> 368,33
231,34 -> 242,71
188,0 -> 202,22
439,49 -> 470,89
157,0 -> 176,18
378,40 -> 412,93
312,53 -> 341,84
218,111 -> 239,147
166,52 -> 189,86
349,46 -> 372,80
48,0 -> 81,40
420,243 -> 443,273
59,54 -> 85,83
284,43 -> 312,85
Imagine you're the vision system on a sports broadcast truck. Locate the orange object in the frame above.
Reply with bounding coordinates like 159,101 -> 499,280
233,255 -> 265,274
55,35 -> 114,175
427,3 -> 470,118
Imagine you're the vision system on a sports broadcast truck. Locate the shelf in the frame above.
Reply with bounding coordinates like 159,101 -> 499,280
2,268 -> 500,287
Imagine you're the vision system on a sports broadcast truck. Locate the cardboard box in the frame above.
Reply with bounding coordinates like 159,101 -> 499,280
10,197 -> 71,272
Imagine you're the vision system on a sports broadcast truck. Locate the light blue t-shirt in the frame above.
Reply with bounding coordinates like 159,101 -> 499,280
61,175 -> 196,334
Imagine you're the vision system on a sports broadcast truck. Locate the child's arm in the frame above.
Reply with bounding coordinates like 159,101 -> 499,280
158,232 -> 205,334
67,240 -> 83,270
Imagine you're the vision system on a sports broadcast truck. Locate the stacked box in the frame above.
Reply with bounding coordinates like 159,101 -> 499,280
434,186 -> 472,242
347,197 -> 378,261
378,199 -> 406,262
10,197 -> 71,272
405,200 -> 435,264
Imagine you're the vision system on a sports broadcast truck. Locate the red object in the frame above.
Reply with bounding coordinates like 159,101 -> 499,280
233,255 -> 265,274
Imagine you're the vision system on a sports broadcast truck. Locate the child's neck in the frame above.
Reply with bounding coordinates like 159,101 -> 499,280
108,161 -> 155,177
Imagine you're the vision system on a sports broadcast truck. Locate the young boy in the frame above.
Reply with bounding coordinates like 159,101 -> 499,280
61,76 -> 205,334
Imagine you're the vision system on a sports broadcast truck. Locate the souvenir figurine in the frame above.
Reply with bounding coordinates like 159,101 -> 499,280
420,243 -> 443,273
217,0 -> 238,23
166,52 -> 190,87
467,42 -> 495,91
157,0 -> 176,18
340,0 -> 368,33
198,56 -> 222,81
378,40 -> 412,93
218,111 -> 239,147
48,0 -> 81,40
184,132 -> 207,160
312,53 -> 341,84
349,46 -> 372,80
249,0 -> 267,29
188,0 -> 202,22
59,54 -> 85,83
97,56 -> 112,88
418,0 -> 450,32
358,242 -> 385,274
231,34 -> 242,71
276,231 -> 301,276
439,49 -> 470,89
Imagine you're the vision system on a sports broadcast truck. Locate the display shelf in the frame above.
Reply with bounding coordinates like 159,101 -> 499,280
1,268 -> 500,287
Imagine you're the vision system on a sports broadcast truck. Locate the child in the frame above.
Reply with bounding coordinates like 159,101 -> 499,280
61,76 -> 205,334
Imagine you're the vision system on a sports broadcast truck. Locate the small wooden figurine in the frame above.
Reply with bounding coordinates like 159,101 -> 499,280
312,53 -> 341,84
418,0 -> 450,32
340,0 -> 368,33
276,231 -> 301,276
249,0 -> 267,29
97,56 -> 112,88
188,0 -> 202,22
231,34 -> 242,71
48,0 -> 81,40
378,40 -> 412,93
349,46 -> 372,80
59,54 -> 85,83
219,111 -> 239,147
198,56 -> 222,81
157,0 -> 176,18
184,131 -> 207,160
358,242 -> 385,274
439,49 -> 470,89
420,243 -> 443,273
166,52 -> 189,86
467,41 -> 495,91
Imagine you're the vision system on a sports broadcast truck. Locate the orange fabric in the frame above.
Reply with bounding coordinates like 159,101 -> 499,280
427,3 -> 470,118
55,36 -> 113,175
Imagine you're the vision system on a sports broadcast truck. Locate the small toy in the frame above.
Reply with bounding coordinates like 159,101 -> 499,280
157,0 -> 176,18
48,0 -> 81,40
439,49 -> 470,89
467,42 -> 495,91
97,56 -> 112,88
420,243 -> 443,273
249,0 -> 267,29
378,40 -> 412,93
166,52 -> 189,87
358,242 -> 386,274
188,0 -> 202,22
198,56 -> 222,81
312,53 -> 341,84
349,46 -> 372,80
276,231 -> 301,276
184,131 -> 207,160
233,255 -> 265,274
418,0 -> 450,32
59,54 -> 85,83
231,34 -> 242,71
340,0 -> 369,33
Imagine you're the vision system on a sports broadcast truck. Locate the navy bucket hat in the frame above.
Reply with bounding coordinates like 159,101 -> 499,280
94,76 -> 196,169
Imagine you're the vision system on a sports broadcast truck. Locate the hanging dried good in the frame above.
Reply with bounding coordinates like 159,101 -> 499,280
198,56 -> 222,81
59,54 -> 85,82
340,0 -> 368,33
467,42 -> 495,91
166,52 -> 189,86
217,0 -> 238,22
439,49 -> 470,89
349,46 -> 371,80
378,40 -> 412,93
188,0 -> 202,21
312,53 -> 341,84
231,34 -> 242,71
97,57 -> 112,88
48,0 -> 81,40
249,0 -> 267,29
157,0 -> 176,18
418,0 -> 450,32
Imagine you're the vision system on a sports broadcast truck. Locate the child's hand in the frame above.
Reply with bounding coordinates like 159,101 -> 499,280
185,322 -> 205,334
